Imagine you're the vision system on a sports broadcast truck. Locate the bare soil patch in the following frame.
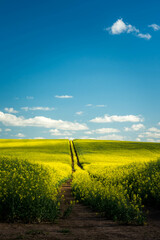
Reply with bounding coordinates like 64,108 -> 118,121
0,179 -> 160,240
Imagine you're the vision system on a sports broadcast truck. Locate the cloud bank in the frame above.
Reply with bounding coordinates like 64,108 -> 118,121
4,108 -> 18,113
138,127 -> 160,139
49,129 -> 73,136
85,128 -> 119,135
16,133 -> 25,138
90,114 -> 143,123
97,134 -> 125,141
76,111 -> 83,115
0,111 -> 88,130
124,124 -> 145,131
55,95 -> 73,99
21,107 -> 54,111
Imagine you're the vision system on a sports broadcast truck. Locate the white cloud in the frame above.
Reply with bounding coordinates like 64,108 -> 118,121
21,107 -> 54,111
79,136 -> 90,139
124,124 -> 145,132
85,128 -> 119,135
139,127 -> 160,139
146,138 -> 160,143
21,107 -> 29,111
148,127 -> 160,133
86,104 -> 106,108
34,137 -> 45,139
55,95 -> 73,99
0,128 -> 2,132
90,114 -> 143,123
4,108 -> 18,114
146,138 -> 155,142
106,19 -> 139,35
49,129 -> 72,136
106,18 -> 151,40
64,136 -> 75,140
0,111 -> 88,130
26,96 -> 34,100
137,33 -> 151,40
124,127 -> 131,132
131,124 -> 145,131
139,132 -> 160,139
106,19 -> 127,34
136,138 -> 141,142
138,134 -> 144,138
97,134 -> 125,141
5,128 -> 11,132
84,131 -> 93,135
16,133 -> 25,138
86,104 -> 93,107
96,105 -> 106,107
95,128 -> 120,134
76,111 -> 83,115
148,24 -> 160,31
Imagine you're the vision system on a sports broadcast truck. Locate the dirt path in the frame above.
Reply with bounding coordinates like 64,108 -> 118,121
1,181 -> 160,240
0,141 -> 160,240
71,141 -> 83,169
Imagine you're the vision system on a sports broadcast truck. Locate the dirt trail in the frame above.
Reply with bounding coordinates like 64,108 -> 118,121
0,141 -> 160,240
71,141 -> 83,169
69,141 -> 75,172
1,181 -> 160,240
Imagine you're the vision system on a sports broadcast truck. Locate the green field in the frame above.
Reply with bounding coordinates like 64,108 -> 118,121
72,140 -> 160,224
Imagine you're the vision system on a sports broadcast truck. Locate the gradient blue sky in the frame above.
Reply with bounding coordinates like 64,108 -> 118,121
0,0 -> 160,141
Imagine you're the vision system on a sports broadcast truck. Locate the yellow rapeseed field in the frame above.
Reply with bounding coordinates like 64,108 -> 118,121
1,139 -> 160,225
72,140 -> 160,225
0,139 -> 72,222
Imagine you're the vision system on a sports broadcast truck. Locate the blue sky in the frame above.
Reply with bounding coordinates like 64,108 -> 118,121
0,0 -> 160,141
